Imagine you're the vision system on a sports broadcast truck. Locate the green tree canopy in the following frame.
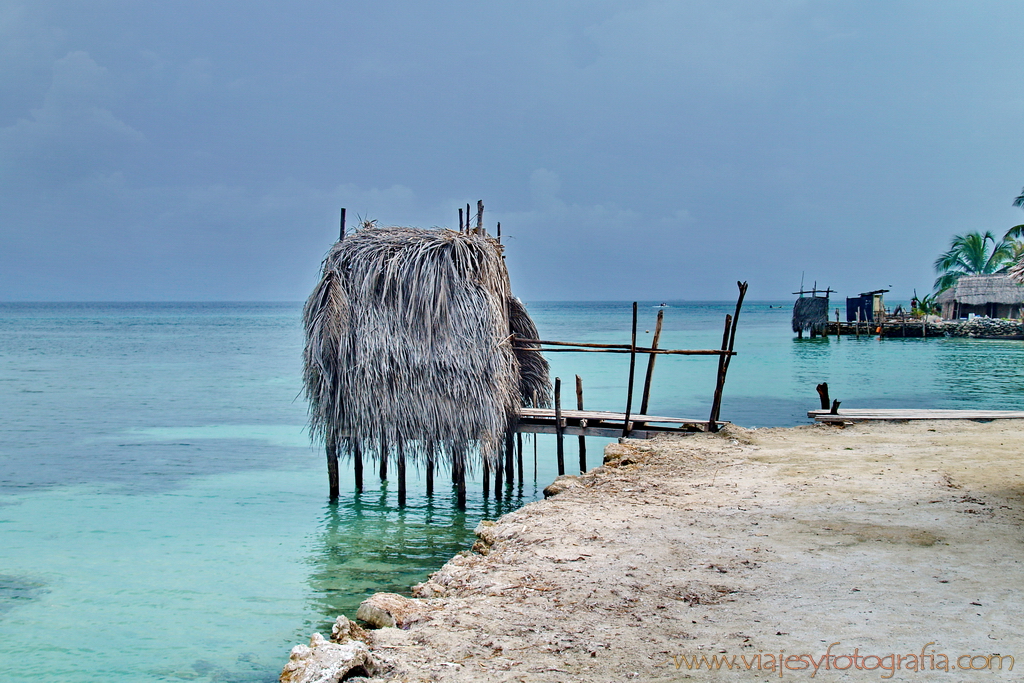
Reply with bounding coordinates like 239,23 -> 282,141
933,231 -> 1014,293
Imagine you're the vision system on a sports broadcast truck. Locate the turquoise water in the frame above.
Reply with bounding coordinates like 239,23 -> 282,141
2,301 -> 1023,681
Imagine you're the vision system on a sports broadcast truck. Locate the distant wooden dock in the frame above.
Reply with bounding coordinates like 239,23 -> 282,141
517,408 -> 727,438
809,408 -> 1024,423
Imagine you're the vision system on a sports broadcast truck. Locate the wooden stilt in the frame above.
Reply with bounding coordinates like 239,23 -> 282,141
554,377 -> 565,475
504,433 -> 514,486
327,434 -> 340,500
483,457 -> 490,498
456,452 -> 466,509
379,434 -> 388,481
516,433 -> 524,484
575,374 -> 586,473
494,449 -> 503,497
397,441 -> 406,507
533,434 -> 537,482
353,442 -> 363,493
621,302 -> 638,438
425,442 -> 434,497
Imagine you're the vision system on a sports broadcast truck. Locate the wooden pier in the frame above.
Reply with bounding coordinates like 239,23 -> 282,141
809,408 -> 1024,423
824,320 -> 943,338
517,408 -> 727,439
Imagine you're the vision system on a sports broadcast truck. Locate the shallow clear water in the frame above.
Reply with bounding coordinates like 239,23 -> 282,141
1,301 -> 1023,681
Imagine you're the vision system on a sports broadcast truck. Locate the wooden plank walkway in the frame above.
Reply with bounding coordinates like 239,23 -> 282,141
518,408 -> 727,438
808,408 -> 1024,423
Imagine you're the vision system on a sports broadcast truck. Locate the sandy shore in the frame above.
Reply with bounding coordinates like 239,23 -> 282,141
336,421 -> 1024,681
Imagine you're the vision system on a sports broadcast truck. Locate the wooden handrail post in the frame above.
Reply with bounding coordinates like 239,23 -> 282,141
622,302 -> 638,438
708,281 -> 748,431
575,375 -> 586,472
639,309 -> 664,415
555,377 -> 565,475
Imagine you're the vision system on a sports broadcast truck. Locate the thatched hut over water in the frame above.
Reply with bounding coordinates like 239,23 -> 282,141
792,296 -> 828,337
302,224 -> 550,505
937,273 -> 1024,319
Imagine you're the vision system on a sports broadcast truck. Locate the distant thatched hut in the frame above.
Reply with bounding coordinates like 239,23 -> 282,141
792,296 -> 828,337
937,274 -> 1024,319
302,225 -> 551,504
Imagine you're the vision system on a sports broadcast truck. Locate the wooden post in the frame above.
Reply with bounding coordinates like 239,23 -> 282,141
622,302 -> 638,438
466,203 -> 471,234
477,200 -> 484,234
816,382 -> 830,410
533,433 -> 538,482
327,434 -> 340,500
835,309 -> 840,339
425,442 -> 434,497
504,432 -> 514,487
494,449 -> 503,496
339,208 -> 347,241
397,441 -> 406,507
516,433 -> 524,484
456,452 -> 466,509
855,309 -> 860,338
379,434 -> 388,481
532,392 -> 538,481
353,442 -> 363,493
708,314 -> 732,430
639,309 -> 664,415
708,281 -> 748,432
830,399 -> 841,415
483,457 -> 490,498
497,222 -> 501,244
458,207 -> 463,232
554,377 -> 565,475
575,374 -> 586,473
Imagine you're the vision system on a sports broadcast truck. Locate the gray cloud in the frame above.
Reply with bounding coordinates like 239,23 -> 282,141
1,0 -> 1022,301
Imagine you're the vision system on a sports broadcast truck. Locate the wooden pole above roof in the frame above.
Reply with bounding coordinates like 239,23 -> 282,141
340,208 -> 347,241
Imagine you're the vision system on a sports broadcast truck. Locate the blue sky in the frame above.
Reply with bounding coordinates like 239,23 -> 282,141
2,1 -> 1022,301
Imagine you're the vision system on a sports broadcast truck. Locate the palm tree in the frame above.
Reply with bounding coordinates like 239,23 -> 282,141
933,231 -> 1014,293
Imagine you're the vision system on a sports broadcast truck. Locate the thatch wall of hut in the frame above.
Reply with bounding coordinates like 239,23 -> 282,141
792,296 -> 828,333
302,226 -> 550,473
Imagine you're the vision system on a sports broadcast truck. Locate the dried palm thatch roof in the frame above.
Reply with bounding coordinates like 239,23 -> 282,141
936,274 -> 1024,305
302,225 -> 550,473
792,296 -> 828,333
